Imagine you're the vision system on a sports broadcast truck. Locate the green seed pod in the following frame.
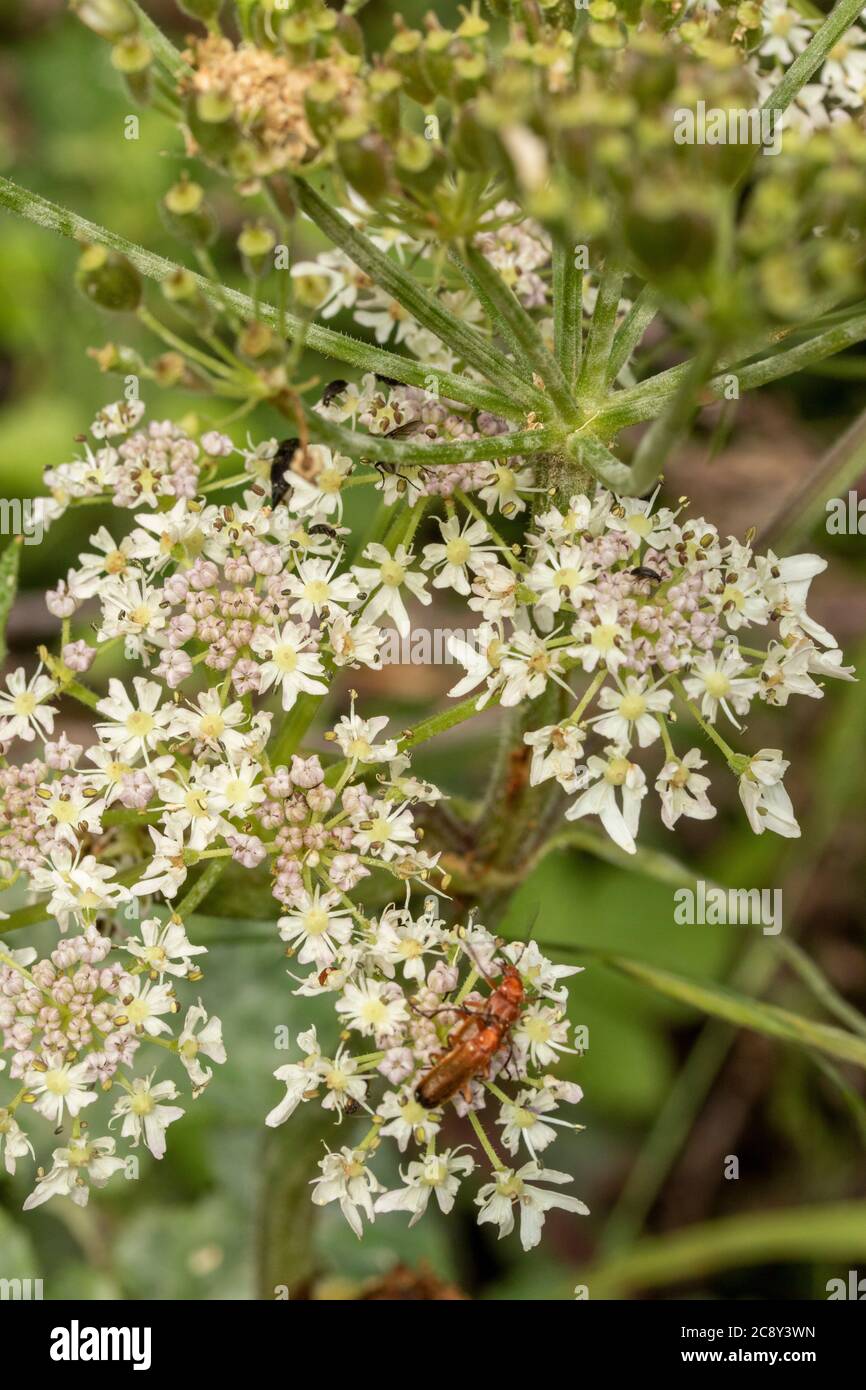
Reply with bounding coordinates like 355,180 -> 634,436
76,245 -> 142,313
759,250 -> 812,321
237,321 -> 283,366
87,341 -> 145,375
160,177 -> 218,249
451,102 -> 502,172
336,121 -> 392,202
304,79 -> 346,144
395,132 -> 445,194
152,352 -> 189,388
335,13 -> 364,58
387,28 -> 436,105
453,52 -> 487,102
161,267 -> 199,303
110,34 -> 152,102
292,270 -> 333,312
280,13 -> 318,56
71,0 -> 137,41
161,268 -> 215,331
176,0 -> 223,20
815,238 -> 859,296
238,222 -> 278,279
184,91 -> 241,165
420,27 -> 456,96
368,69 -> 403,142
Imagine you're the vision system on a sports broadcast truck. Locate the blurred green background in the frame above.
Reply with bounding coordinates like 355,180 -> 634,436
1,1 -> 866,1301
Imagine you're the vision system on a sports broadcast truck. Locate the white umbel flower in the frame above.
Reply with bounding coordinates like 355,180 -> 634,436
475,1162 -> 589,1251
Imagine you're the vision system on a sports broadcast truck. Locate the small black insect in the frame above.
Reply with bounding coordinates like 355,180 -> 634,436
375,374 -> 401,388
630,565 -> 661,583
270,437 -> 299,507
321,379 -> 349,407
309,522 -> 338,539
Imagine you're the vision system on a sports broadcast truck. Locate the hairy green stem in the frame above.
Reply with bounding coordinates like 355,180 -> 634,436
309,414 -> 561,467
579,256 -> 624,402
454,243 -> 577,420
552,237 -> 583,387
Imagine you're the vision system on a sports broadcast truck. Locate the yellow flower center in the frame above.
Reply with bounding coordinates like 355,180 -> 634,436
380,559 -> 405,587
184,789 -> 209,817
555,567 -> 581,589
605,756 -> 631,786
273,644 -> 298,673
303,907 -> 329,937
304,579 -> 330,605
126,710 -> 155,738
704,672 -> 731,698
445,538 -> 471,566
591,623 -> 619,652
619,693 -> 646,721
628,512 -> 653,537
44,1068 -> 72,1096
367,816 -> 393,844
319,468 -> 342,495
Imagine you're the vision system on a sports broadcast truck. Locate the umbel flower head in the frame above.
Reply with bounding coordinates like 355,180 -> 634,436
0,370 -> 852,1230
5,0 -> 863,1251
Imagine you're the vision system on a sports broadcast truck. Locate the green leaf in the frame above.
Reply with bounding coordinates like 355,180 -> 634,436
0,539 -> 21,666
599,954 -> 866,1070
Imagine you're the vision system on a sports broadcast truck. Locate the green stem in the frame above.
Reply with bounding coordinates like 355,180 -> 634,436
175,858 -> 227,917
760,0 -> 866,119
581,1201 -> 866,1299
454,243 -> 576,420
607,286 -> 660,384
256,1103 -> 333,1298
579,256 -> 624,402
468,1110 -> 505,1170
128,0 -> 192,80
309,413 -> 561,468
777,938 -> 866,1041
552,237 -> 583,387
761,404 -> 866,550
0,862 -> 149,936
602,308 -> 866,433
628,339 -> 718,494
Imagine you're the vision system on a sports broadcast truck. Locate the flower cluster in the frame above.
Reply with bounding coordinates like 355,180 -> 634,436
0,924 -> 223,1208
266,901 -> 587,1251
8,0 -> 861,1249
442,486 -> 854,853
